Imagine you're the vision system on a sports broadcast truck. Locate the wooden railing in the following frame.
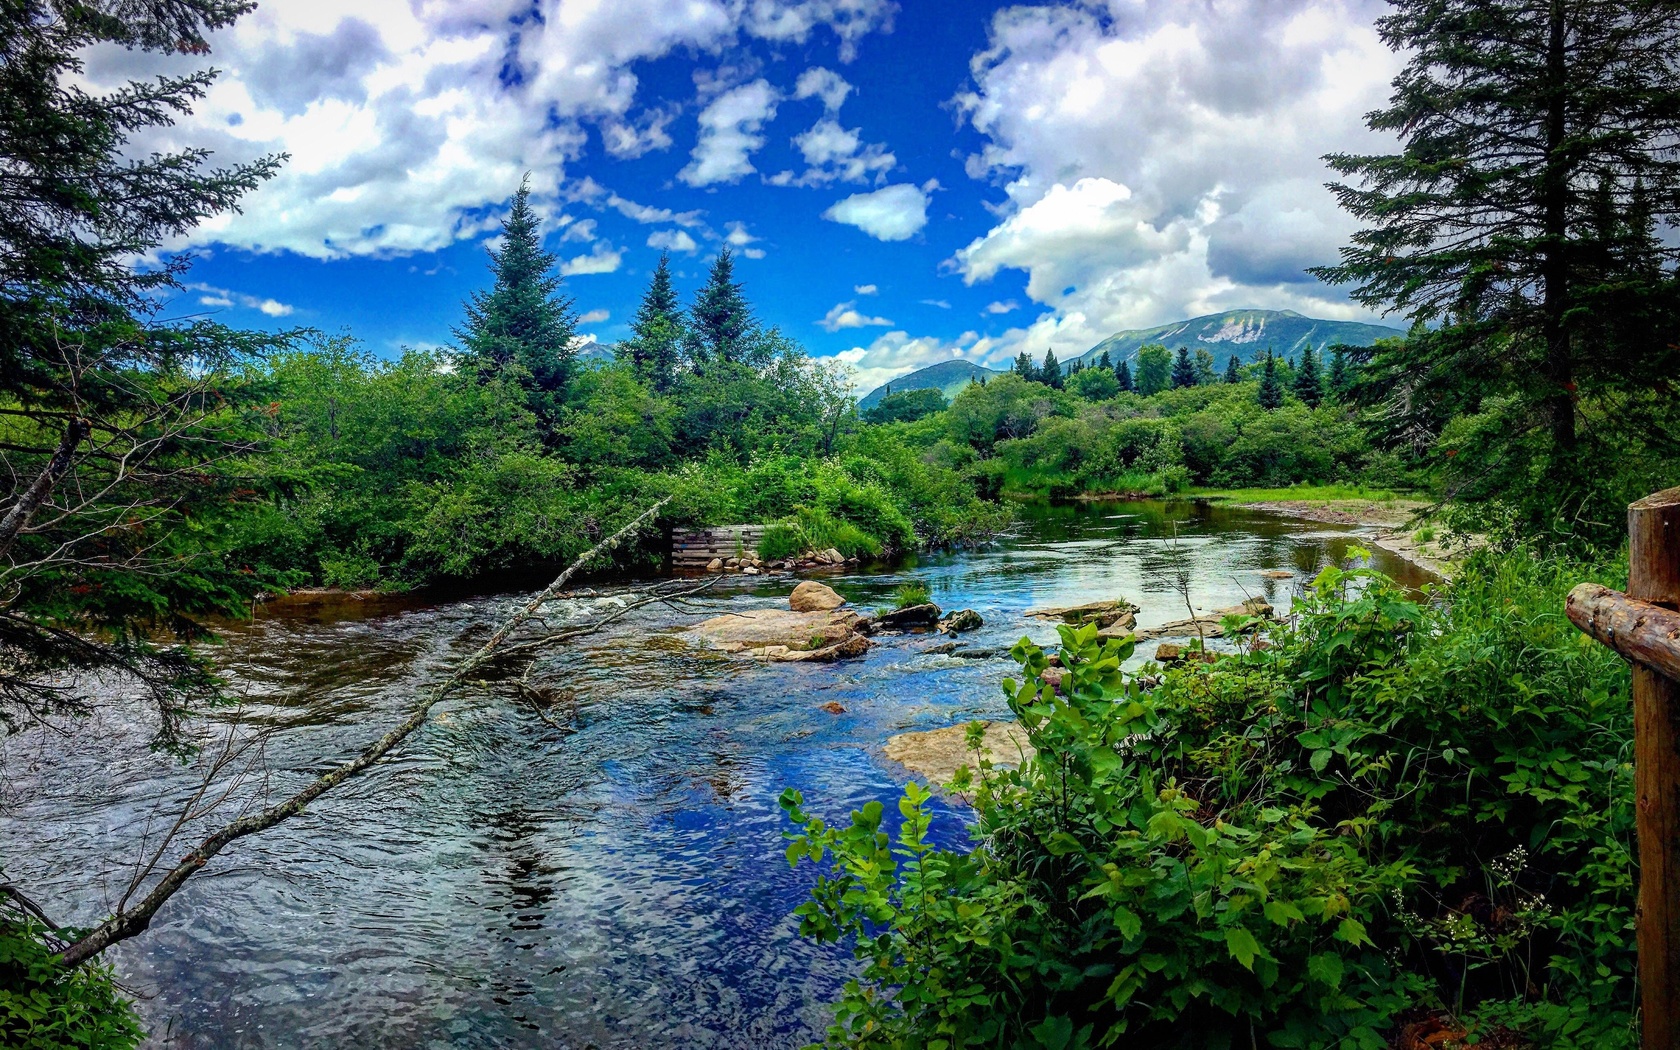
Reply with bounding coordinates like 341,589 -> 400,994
1566,487 -> 1680,1049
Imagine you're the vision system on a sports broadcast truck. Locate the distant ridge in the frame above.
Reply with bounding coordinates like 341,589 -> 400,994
855,309 -> 1405,408
1075,309 -> 1404,369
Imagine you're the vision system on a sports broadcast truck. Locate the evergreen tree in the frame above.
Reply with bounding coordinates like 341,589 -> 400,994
1257,352 -> 1284,410
1328,347 -> 1351,402
455,179 -> 578,414
1014,351 -> 1036,379
1039,350 -> 1063,388
1115,359 -> 1134,393
1170,346 -> 1197,389
1312,0 -> 1680,476
1068,358 -> 1083,376
621,252 -> 684,391
688,247 -> 753,365
1225,354 -> 1242,384
1098,350 -> 1112,371
1292,346 -> 1323,407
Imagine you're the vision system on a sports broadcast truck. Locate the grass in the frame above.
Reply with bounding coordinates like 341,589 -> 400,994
1183,483 -> 1411,504
892,581 -> 932,609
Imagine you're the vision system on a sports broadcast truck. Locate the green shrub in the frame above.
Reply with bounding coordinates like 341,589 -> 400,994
783,548 -> 1636,1048
0,917 -> 144,1049
891,581 -> 931,609
758,522 -> 804,560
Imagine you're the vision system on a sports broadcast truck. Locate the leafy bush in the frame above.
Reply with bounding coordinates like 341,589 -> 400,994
0,917 -> 144,1049
891,581 -> 931,609
758,523 -> 805,560
784,549 -> 1636,1048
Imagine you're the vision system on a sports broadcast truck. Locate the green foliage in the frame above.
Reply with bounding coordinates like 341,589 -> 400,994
1135,344 -> 1172,396
1039,350 -> 1064,389
1170,346 -> 1197,389
688,248 -> 754,366
865,388 -> 948,424
785,548 -> 1637,1048
0,915 -> 143,1049
620,253 -> 684,391
1068,367 -> 1119,402
1115,359 -> 1134,393
1258,353 -> 1285,411
1292,347 -> 1322,407
891,581 -> 932,610
1225,354 -> 1242,384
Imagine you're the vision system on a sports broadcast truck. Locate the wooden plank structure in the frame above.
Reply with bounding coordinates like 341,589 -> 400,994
1566,487 -> 1680,1049
670,525 -> 768,570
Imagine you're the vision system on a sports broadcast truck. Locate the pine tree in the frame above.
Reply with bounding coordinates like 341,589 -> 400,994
1193,348 -> 1218,386
1292,346 -> 1323,407
1039,350 -> 1063,388
621,252 -> 684,391
1014,351 -> 1036,379
688,247 -> 753,365
1098,350 -> 1112,371
1312,0 -> 1680,466
1225,355 -> 1242,384
1170,346 -> 1197,389
455,178 -> 578,413
1115,359 -> 1134,393
1328,347 -> 1351,401
1069,358 -> 1083,376
1257,352 -> 1284,411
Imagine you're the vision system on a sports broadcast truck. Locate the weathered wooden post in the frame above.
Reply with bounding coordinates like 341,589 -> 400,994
1567,486 -> 1680,1049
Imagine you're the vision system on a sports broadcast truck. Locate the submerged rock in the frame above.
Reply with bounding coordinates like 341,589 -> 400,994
884,721 -> 1036,785
939,608 -> 984,634
790,581 -> 845,612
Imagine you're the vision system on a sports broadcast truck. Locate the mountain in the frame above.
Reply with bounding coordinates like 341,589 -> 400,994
857,359 -> 1002,409
1076,309 -> 1404,368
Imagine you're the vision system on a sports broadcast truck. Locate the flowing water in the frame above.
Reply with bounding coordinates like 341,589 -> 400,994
2,500 -> 1434,1049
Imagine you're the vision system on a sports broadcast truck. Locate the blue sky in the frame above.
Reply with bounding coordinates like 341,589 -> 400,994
95,0 -> 1405,393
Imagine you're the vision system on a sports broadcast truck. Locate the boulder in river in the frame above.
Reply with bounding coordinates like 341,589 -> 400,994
683,608 -> 868,661
1026,597 -> 1139,630
884,721 -> 1036,785
789,580 -> 845,612
872,603 -> 942,631
1133,597 -> 1276,640
939,608 -> 984,634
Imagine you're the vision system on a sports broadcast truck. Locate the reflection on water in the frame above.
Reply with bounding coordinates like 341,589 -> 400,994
0,500 -> 1432,1049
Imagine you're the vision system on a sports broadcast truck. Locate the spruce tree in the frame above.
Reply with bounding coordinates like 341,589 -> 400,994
1328,347 -> 1351,402
1193,348 -> 1218,386
1115,359 -> 1134,393
1313,0 -> 1680,468
622,253 -> 684,391
1257,352 -> 1284,410
688,247 -> 753,366
1098,349 -> 1112,371
1225,354 -> 1242,384
1039,350 -> 1063,388
1014,351 -> 1036,379
455,179 -> 578,413
1292,346 -> 1323,407
1170,346 -> 1197,389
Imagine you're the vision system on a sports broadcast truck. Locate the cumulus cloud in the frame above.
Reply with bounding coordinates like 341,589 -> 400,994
724,221 -> 767,259
828,329 -> 990,395
818,300 -> 893,331
854,283 -> 878,295
771,66 -> 895,186
794,66 -> 852,111
985,299 -> 1018,315
578,308 -> 610,324
184,282 -> 295,317
560,244 -> 623,275
945,0 -> 1403,354
823,182 -> 930,241
648,229 -> 699,253
80,1 -> 893,259
680,79 -> 780,186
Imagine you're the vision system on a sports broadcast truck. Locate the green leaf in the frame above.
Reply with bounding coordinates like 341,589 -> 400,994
1224,926 -> 1262,970
1334,918 -> 1371,947
1310,748 -> 1333,773
1308,952 -> 1344,990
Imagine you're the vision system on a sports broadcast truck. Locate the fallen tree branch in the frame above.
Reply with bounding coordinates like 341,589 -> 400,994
53,497 -> 670,967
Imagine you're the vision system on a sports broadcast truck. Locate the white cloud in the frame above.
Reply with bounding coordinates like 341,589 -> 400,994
823,183 -> 930,241
80,2 -> 893,260
184,282 -> 295,317
724,221 -> 767,259
679,78 -> 780,187
985,299 -> 1018,314
647,229 -> 699,253
794,66 -> 852,111
560,244 -> 622,275
944,0 -> 1402,351
561,217 -> 598,243
854,283 -> 878,295
818,300 -> 893,331
578,308 -> 610,324
920,298 -> 951,309
827,329 -> 989,395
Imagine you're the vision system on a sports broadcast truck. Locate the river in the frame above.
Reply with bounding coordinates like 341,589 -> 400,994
1,500 -> 1434,1049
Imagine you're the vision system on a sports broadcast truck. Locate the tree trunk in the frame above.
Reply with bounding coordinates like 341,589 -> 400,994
0,417 -> 89,560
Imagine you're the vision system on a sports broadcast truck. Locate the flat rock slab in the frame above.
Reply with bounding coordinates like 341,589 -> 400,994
683,608 -> 867,660
884,721 -> 1036,784
1133,598 -> 1275,640
1026,598 -> 1139,629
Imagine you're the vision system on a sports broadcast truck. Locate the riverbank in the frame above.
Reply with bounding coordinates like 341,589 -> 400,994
1198,490 -> 1465,579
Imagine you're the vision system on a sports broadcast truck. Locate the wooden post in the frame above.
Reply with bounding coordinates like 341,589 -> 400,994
1631,487 -> 1680,1050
